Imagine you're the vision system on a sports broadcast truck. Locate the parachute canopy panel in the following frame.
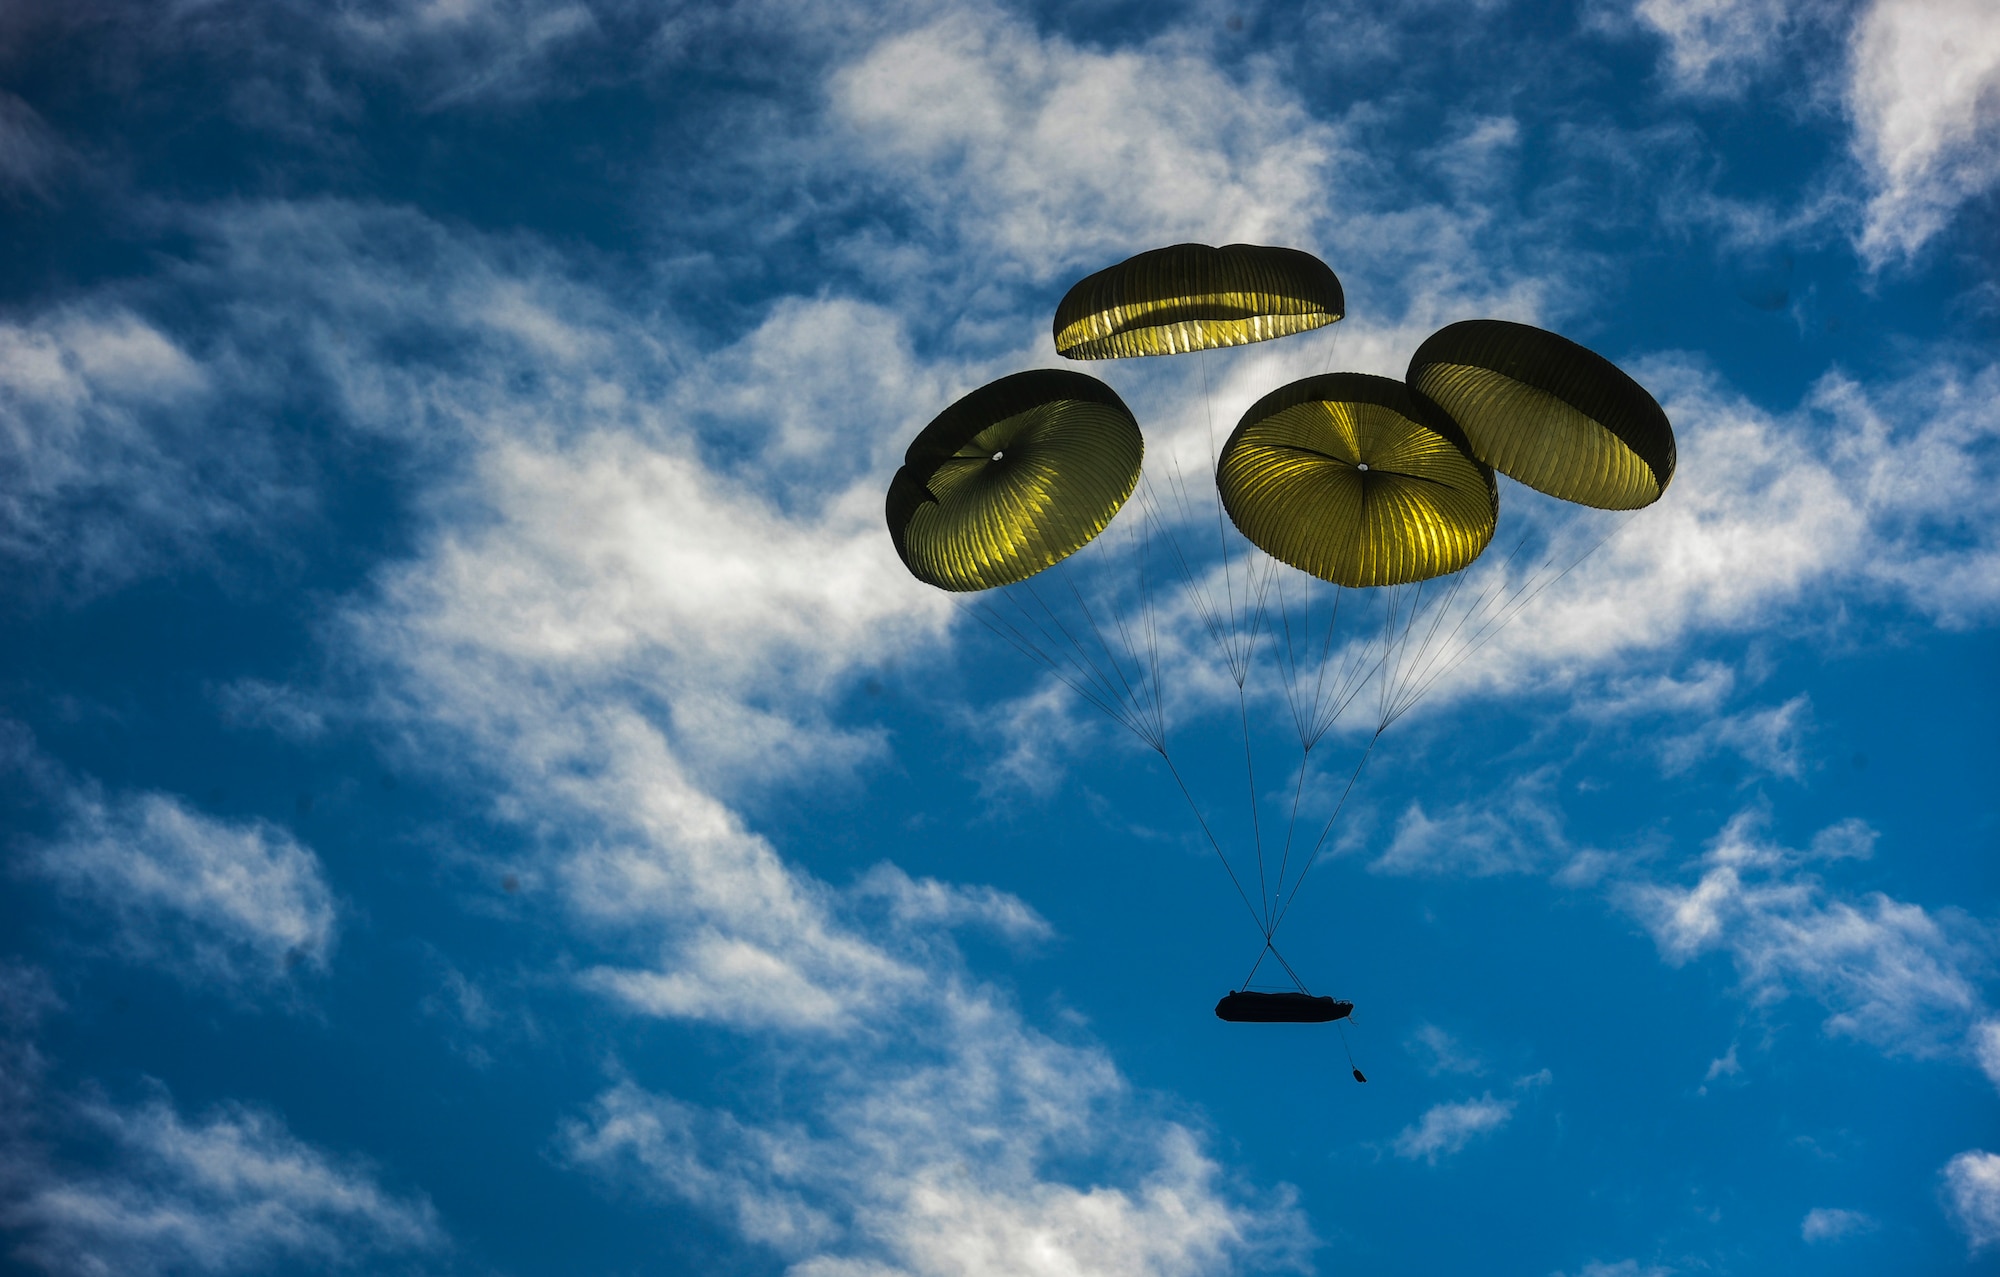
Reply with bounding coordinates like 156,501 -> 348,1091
1406,319 -> 1675,510
1053,243 -> 1344,360
1215,991 -> 1355,1023
887,369 -> 1144,592
1216,372 -> 1498,588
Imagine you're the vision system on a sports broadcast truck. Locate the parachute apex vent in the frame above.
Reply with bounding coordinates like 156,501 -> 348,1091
1214,991 -> 1354,1023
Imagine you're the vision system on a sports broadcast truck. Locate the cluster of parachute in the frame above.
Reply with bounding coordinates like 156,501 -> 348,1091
886,243 -> 1675,1038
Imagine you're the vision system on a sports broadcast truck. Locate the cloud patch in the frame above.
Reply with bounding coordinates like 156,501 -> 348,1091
1392,1094 -> 1516,1163
1624,806 -> 1986,1057
1632,0 -> 1795,96
563,994 -> 1310,1277
30,790 -> 338,992
1849,0 -> 2000,264
1801,1205 -> 1876,1242
1944,1150 -> 2000,1253
1,1092 -> 442,1276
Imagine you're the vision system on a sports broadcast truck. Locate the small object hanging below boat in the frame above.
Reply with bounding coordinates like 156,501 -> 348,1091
1352,1069 -> 1368,1083
1214,991 -> 1355,1023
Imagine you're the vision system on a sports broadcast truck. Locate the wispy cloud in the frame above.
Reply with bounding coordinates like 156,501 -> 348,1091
1373,769 -> 1567,878
2,1091 -> 443,1276
1630,0 -> 1797,96
852,863 -> 1053,947
563,991 -> 1310,1276
1944,1150 -> 2000,1252
1392,1094 -> 1516,1163
1657,694 -> 1812,781
30,790 -> 338,992
1801,1205 -> 1876,1242
1555,1262 -> 1674,1277
1848,0 -> 2000,264
831,7 -> 1340,286
1624,806 -> 1987,1057
0,955 -> 436,1274
1974,1019 -> 2000,1092
0,90 -> 69,197
1431,356 -> 2000,710
1355,777 -> 1993,1079
1408,1024 -> 1487,1077
0,304 -> 303,598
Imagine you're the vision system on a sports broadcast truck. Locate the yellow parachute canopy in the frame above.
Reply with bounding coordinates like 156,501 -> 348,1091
1216,373 -> 1497,588
887,369 -> 1144,592
1406,319 -> 1676,510
1053,243 -> 1344,360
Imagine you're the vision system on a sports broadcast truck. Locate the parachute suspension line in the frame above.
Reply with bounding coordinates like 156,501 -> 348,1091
1073,544 -> 1165,752
1268,729 -> 1380,942
1389,514 -> 1633,721
1238,686 -> 1269,931
1135,467 -> 1229,663
965,599 -> 1157,750
1138,510 -> 1168,760
1106,517 -> 1169,752
1240,938 -> 1311,994
1155,744 -> 1268,937
1378,570 -> 1473,730
968,576 -> 1160,756
1377,535 -> 1533,729
1201,351 -> 1237,669
1259,561 -> 1407,939
1199,351 -> 1257,690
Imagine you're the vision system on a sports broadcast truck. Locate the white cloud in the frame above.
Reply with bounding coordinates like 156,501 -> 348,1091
1944,1150 -> 2000,1252
23,2 -> 1983,1266
1703,1043 -> 1741,1082
1625,806 -> 1986,1056
1632,0 -> 1795,95
231,20 -> 1351,1257
1392,1094 -> 1516,1163
2,1092 -> 442,1276
831,8 -> 1338,289
0,962 -> 59,1149
31,790 -> 338,991
564,992 -> 1310,1277
213,678 -> 331,742
1657,694 -> 1811,780
1427,356 -> 2000,711
1372,770 -> 1567,878
1974,1019 -> 2000,1091
0,305 -> 302,596
852,863 -> 1053,946
144,166 -> 1299,1270
0,90 -> 67,196
1409,1024 -> 1486,1076
1626,0 -> 2000,261
1559,1263 -> 1674,1277
1848,0 -> 2000,264
1801,1205 -> 1876,1241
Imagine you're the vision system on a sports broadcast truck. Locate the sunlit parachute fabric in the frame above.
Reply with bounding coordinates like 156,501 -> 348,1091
886,370 -> 1144,591
1216,373 -> 1498,587
1406,319 -> 1676,510
1052,243 -> 1344,359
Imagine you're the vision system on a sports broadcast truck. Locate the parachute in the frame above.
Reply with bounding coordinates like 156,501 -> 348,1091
1406,319 -> 1676,510
1053,243 -> 1344,359
886,370 -> 1144,591
888,248 -> 1675,1067
1216,373 -> 1497,587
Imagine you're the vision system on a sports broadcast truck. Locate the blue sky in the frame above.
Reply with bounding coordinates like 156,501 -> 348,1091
1,1 -> 1997,1274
